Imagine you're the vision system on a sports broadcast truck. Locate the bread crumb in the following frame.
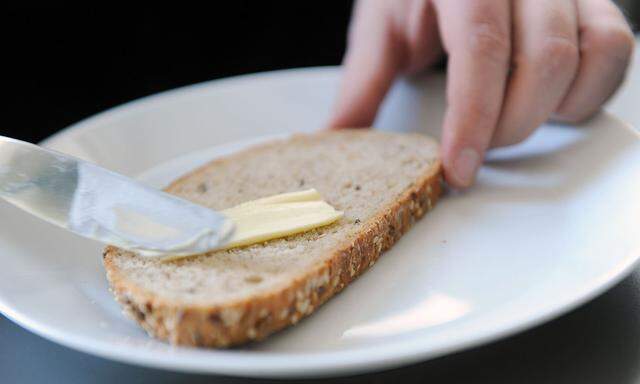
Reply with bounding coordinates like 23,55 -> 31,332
196,183 -> 208,193
220,308 -> 243,327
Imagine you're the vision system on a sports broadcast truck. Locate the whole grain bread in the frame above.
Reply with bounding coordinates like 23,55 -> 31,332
103,130 -> 442,347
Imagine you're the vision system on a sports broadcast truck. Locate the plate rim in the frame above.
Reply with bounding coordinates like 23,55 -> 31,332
2,66 -> 640,378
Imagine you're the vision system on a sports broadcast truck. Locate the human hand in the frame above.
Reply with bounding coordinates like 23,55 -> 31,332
329,0 -> 634,188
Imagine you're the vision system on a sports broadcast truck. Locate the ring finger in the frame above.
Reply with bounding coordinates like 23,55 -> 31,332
492,0 -> 580,147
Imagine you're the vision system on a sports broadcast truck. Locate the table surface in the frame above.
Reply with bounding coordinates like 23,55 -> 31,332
2,37 -> 639,384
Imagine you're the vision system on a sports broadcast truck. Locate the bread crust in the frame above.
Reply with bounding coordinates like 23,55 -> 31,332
103,131 -> 443,347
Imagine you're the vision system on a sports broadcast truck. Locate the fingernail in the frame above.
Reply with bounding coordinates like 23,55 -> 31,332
453,148 -> 480,186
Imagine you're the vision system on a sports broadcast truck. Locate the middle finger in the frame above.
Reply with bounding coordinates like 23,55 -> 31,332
492,0 -> 580,147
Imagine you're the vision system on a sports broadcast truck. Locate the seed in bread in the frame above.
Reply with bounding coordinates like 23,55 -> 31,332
103,130 -> 442,347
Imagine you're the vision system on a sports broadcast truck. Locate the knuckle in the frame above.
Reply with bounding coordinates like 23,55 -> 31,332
539,35 -> 580,66
513,35 -> 579,81
581,22 -> 635,63
466,99 -> 497,126
467,22 -> 511,64
448,94 -> 499,137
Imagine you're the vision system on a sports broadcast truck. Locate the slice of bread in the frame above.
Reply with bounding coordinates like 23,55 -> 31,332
103,130 -> 442,347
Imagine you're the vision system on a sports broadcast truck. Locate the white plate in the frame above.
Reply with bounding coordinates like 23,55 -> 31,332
1,67 -> 640,378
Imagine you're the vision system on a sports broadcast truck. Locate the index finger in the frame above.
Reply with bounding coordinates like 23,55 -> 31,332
433,0 -> 511,187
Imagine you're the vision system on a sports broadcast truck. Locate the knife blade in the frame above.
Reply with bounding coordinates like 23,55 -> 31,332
0,135 -> 234,257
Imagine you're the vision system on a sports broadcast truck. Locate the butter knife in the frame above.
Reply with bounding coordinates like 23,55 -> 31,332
0,135 -> 234,257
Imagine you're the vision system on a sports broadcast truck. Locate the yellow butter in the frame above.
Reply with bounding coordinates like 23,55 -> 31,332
221,189 -> 343,249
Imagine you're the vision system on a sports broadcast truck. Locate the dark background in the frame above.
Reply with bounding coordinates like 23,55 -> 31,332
4,3 -> 353,143
5,3 -> 638,145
